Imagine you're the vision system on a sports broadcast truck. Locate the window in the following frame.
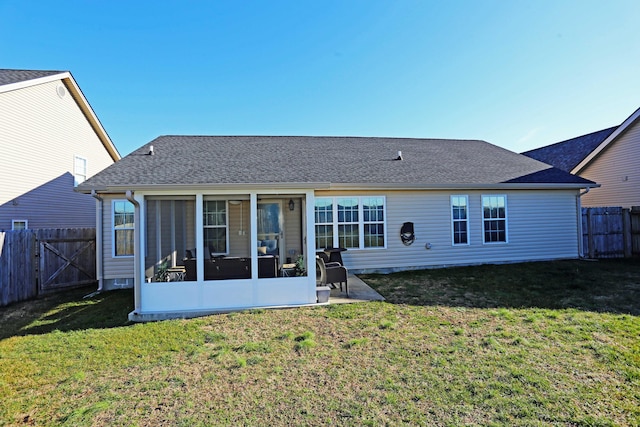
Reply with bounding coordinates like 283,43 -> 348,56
482,195 -> 507,243
203,200 -> 227,254
451,195 -> 469,245
113,200 -> 134,256
362,197 -> 385,248
337,197 -> 359,248
12,220 -> 28,230
74,155 -> 87,186
314,198 -> 334,249
314,196 -> 386,250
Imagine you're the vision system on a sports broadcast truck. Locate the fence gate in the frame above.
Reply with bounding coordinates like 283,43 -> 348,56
37,228 -> 96,294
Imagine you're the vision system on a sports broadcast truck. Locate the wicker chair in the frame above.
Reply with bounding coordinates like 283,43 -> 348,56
316,254 -> 348,296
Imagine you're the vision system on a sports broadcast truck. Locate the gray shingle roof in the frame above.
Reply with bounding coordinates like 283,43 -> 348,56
0,69 -> 65,86
78,135 -> 595,191
522,127 -> 616,172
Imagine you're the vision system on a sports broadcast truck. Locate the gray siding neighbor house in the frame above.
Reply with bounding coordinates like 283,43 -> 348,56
523,107 -> 640,208
77,135 -> 596,321
0,69 -> 120,231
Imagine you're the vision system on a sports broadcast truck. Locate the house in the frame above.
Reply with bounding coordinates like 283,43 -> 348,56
76,135 -> 596,321
523,107 -> 640,208
0,69 -> 120,231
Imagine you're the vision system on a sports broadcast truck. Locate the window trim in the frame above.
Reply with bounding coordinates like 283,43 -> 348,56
112,199 -> 135,258
74,155 -> 87,187
314,196 -> 387,250
450,195 -> 469,246
481,194 -> 508,244
12,220 -> 28,230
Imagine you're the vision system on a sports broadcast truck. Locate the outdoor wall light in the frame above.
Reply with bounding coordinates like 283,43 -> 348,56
289,199 -> 295,211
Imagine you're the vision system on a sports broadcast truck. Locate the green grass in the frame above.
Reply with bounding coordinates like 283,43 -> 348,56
1,259 -> 639,426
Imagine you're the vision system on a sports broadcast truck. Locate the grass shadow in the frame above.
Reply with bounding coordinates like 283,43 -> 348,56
0,285 -> 133,340
360,258 -> 640,315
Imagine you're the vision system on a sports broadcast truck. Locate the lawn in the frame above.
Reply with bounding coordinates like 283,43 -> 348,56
1,259 -> 638,426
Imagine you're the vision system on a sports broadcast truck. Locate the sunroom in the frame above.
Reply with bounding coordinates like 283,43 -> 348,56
128,189 -> 319,320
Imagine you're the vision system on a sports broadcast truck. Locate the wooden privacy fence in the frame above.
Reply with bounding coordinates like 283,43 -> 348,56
582,207 -> 640,259
0,228 -> 96,307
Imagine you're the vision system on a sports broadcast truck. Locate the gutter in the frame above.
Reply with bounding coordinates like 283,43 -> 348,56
92,190 -> 104,292
126,190 -> 142,315
84,190 -> 104,299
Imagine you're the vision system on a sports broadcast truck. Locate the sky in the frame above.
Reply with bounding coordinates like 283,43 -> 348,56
1,0 -> 639,157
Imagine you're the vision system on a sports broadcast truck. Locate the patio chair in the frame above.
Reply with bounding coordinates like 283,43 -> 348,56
316,255 -> 348,297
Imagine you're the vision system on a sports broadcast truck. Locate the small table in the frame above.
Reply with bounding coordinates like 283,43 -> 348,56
281,263 -> 297,277
167,266 -> 186,281
323,247 -> 347,264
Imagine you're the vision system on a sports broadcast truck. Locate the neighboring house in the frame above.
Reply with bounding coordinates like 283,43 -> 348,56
523,107 -> 640,207
77,135 -> 596,321
0,69 -> 120,230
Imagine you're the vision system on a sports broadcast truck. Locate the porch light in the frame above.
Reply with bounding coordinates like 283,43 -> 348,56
289,199 -> 295,211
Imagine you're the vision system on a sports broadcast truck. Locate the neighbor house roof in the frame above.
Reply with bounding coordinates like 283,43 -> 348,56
77,135 -> 595,192
522,106 -> 640,175
522,127 -> 617,172
0,68 -> 120,161
0,69 -> 64,86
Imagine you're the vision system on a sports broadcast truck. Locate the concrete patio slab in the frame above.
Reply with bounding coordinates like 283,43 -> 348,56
328,274 -> 385,304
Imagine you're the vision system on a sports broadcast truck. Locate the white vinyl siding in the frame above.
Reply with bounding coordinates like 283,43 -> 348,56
579,120 -> 640,208
315,189 -> 580,273
0,79 -> 115,229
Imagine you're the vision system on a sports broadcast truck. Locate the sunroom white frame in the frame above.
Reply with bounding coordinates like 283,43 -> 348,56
129,188 -> 318,319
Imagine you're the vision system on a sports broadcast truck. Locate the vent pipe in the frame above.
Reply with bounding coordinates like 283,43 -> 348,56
149,145 -> 154,155
395,150 -> 403,161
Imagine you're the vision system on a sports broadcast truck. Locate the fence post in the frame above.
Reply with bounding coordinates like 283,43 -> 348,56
622,208 -> 632,258
586,208 -> 595,259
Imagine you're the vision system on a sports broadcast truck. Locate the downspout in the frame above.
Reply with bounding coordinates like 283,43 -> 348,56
126,190 -> 141,315
86,190 -> 104,297
576,188 -> 590,258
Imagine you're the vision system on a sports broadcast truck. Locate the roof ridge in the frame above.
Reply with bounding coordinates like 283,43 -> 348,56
154,135 -> 486,143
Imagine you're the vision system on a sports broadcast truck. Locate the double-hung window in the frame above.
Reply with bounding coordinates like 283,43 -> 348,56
74,155 -> 87,186
482,195 -> 507,243
113,200 -> 134,256
314,196 -> 386,250
451,195 -> 469,245
203,200 -> 228,255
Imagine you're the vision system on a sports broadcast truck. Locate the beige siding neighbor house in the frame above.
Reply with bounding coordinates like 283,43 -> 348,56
523,107 -> 640,208
0,69 -> 120,231
77,136 -> 596,321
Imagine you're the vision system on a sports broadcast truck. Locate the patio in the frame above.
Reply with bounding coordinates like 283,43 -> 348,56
327,274 -> 385,304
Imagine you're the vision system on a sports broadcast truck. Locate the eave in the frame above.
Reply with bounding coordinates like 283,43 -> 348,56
77,180 -> 598,195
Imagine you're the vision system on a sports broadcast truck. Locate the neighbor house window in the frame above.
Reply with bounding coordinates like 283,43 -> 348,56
113,200 -> 134,256
203,200 -> 228,255
12,220 -> 28,230
74,155 -> 87,186
451,195 -> 469,245
314,196 -> 386,250
482,195 -> 507,243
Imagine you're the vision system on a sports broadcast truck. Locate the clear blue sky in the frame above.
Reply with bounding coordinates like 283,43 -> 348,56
2,1 -> 639,156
